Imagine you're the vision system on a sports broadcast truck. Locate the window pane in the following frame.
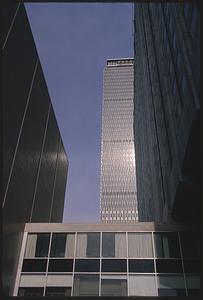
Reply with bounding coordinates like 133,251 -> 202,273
76,233 -> 100,258
24,234 -> 37,258
129,275 -> 157,296
45,287 -> 71,296
18,287 -> 44,296
22,259 -> 47,272
157,275 -> 186,296
115,233 -> 127,257
184,3 -> 193,20
187,289 -> 200,296
25,233 -> 50,258
35,233 -> 50,257
76,233 -> 87,257
128,233 -> 153,257
186,275 -> 200,296
156,259 -> 183,273
101,279 -> 127,296
176,51 -> 181,72
102,259 -> 127,272
180,231 -> 200,258
128,259 -> 154,273
102,233 -> 115,257
154,232 -> 180,258
74,259 -> 100,272
65,234 -> 75,257
172,32 -> 177,51
158,289 -> 186,296
48,259 -> 73,272
73,274 -> 99,296
186,275 -> 200,288
50,233 -> 66,257
86,233 -> 100,257
183,260 -> 200,273
190,7 -> 199,40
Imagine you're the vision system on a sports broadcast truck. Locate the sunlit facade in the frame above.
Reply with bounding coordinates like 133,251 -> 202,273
100,58 -> 138,222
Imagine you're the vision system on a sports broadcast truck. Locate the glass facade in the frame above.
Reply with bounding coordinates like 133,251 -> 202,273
100,58 -> 138,222
2,3 -> 68,295
16,229 -> 200,296
134,3 -> 200,223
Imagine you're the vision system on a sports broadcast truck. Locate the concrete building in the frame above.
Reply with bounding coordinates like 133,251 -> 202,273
2,3 -> 68,295
100,58 -> 138,223
133,3 -> 200,223
13,222 -> 200,297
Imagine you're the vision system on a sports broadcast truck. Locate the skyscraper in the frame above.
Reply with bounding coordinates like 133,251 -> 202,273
2,3 -> 68,295
133,3 -> 200,223
100,58 -> 138,223
4,2 -> 200,297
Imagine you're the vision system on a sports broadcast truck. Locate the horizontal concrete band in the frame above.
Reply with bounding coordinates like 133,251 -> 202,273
25,222 -> 190,232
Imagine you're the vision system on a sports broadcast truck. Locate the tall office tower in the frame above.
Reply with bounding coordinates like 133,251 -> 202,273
100,58 -> 138,223
134,3 -> 200,223
2,3 -> 68,295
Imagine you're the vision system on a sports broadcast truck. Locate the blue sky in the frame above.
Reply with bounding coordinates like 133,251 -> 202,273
25,3 -> 133,222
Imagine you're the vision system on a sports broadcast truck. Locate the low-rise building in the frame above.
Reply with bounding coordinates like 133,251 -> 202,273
14,222 -> 200,297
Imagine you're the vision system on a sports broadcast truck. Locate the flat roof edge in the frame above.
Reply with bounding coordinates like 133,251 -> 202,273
25,222 -> 190,232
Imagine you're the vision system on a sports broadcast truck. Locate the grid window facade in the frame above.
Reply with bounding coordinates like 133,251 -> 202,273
16,230 -> 200,297
134,2 -> 200,223
100,59 -> 138,222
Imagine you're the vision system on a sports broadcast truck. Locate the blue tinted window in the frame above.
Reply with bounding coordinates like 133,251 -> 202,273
184,3 -> 193,20
176,52 -> 181,72
172,78 -> 177,97
172,33 -> 177,61
190,8 -> 199,41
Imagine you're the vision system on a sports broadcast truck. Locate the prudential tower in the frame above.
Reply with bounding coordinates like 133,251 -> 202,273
100,58 -> 138,223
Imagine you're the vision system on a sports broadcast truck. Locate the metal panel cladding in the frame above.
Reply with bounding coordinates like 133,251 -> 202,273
100,59 -> 138,223
2,3 -> 68,295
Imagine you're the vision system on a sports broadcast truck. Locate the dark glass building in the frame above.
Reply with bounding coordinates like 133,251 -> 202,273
2,3 -> 68,295
133,3 -> 200,223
